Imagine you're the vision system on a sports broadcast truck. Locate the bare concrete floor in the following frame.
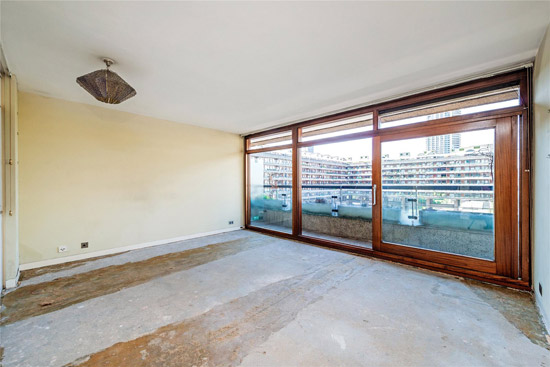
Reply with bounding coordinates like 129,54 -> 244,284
1,230 -> 549,366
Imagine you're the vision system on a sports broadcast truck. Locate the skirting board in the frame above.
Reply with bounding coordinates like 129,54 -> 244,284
19,227 -> 243,271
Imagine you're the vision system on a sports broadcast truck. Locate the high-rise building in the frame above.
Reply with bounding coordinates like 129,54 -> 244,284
426,133 -> 461,154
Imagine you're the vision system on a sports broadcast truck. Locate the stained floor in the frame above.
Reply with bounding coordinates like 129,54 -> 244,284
1,230 -> 549,366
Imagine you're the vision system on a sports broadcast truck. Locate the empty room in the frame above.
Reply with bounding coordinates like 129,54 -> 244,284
1,1 -> 550,366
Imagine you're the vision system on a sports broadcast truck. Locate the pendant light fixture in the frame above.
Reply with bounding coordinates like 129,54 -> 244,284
76,58 -> 136,104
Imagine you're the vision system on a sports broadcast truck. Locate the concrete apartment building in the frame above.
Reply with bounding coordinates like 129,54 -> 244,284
426,133 -> 461,154
1,2 -> 550,366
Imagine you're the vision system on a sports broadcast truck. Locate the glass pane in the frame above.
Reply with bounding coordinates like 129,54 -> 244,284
301,139 -> 372,248
301,113 -> 373,142
249,130 -> 292,150
249,149 -> 292,233
379,87 -> 519,129
381,129 -> 495,260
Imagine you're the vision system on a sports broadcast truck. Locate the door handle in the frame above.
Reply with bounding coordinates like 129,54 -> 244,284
372,184 -> 377,206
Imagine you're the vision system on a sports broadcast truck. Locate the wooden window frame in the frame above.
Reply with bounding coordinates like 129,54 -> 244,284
244,69 -> 531,290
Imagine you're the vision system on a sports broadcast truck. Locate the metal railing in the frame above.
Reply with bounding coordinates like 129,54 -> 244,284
254,184 -> 494,212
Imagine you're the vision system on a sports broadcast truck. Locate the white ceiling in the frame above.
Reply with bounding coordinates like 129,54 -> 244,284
2,1 -> 549,135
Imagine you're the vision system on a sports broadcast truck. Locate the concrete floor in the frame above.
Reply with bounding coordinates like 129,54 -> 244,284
1,230 -> 549,366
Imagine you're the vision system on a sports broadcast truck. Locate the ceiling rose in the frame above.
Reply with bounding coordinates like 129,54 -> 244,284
76,58 -> 136,104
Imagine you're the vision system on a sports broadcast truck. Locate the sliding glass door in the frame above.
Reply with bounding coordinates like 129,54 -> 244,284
301,138 -> 373,248
374,116 -> 521,278
245,69 -> 530,288
380,129 -> 495,260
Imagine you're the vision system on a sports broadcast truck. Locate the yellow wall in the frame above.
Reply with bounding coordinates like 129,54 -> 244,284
18,92 -> 243,264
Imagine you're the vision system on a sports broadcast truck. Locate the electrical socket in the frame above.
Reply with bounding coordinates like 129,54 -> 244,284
228,220 -> 234,225
58,246 -> 68,253
81,242 -> 89,249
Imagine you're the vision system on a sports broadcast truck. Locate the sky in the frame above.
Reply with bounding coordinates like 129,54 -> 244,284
312,128 -> 494,160
310,99 -> 515,160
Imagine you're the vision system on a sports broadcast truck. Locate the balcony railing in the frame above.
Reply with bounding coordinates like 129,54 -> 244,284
250,184 -> 495,260
250,183 -> 494,231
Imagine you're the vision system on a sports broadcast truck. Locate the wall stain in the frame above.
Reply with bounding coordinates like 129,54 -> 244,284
65,258 -> 360,367
1,238 -> 265,326
464,279 -> 549,350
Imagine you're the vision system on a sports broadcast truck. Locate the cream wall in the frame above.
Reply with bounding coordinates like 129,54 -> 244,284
18,92 -> 243,265
533,24 -> 550,326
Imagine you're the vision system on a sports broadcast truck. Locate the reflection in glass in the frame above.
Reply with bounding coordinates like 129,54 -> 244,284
301,113 -> 373,142
249,149 -> 292,233
249,131 -> 292,150
381,129 -> 495,260
379,87 -> 519,129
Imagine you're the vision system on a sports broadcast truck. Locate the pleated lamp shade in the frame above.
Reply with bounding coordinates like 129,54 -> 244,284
76,58 -> 136,104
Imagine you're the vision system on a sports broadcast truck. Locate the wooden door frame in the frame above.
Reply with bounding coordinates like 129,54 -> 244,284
374,115 -> 521,278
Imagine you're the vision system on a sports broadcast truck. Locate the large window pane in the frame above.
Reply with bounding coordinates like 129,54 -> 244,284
301,139 -> 372,247
249,149 -> 292,233
379,87 -> 519,129
381,129 -> 495,260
